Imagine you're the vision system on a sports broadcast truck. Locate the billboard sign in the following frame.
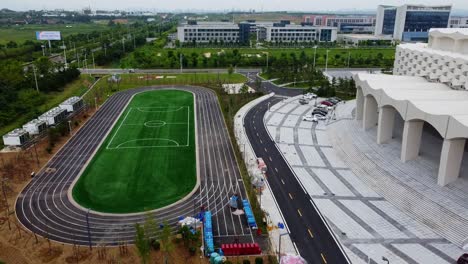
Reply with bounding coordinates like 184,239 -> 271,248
36,31 -> 61,40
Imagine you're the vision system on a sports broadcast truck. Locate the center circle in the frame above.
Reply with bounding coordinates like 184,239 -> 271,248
144,120 -> 166,128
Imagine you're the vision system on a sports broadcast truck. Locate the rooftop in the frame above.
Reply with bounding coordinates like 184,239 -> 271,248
60,96 -> 82,105
355,73 -> 468,139
39,106 -> 66,118
4,128 -> 28,137
398,42 -> 468,62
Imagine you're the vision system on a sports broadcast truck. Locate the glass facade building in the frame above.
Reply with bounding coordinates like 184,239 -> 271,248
382,9 -> 396,35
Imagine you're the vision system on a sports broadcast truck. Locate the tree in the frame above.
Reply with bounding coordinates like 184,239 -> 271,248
228,64 -> 234,77
135,223 -> 150,264
6,41 -> 17,49
160,221 -> 174,264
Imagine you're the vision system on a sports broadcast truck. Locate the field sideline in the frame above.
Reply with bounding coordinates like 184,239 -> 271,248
72,89 -> 196,213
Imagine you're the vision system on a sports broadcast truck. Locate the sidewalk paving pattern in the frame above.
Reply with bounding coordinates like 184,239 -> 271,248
264,97 -> 466,264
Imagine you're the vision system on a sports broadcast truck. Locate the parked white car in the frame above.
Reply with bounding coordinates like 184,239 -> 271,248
303,115 -> 318,122
303,93 -> 317,100
315,115 -> 327,120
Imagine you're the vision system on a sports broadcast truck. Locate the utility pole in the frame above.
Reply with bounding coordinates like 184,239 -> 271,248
325,49 -> 330,72
347,51 -> 351,68
32,65 -> 39,92
313,46 -> 317,68
62,41 -> 68,69
180,53 -> 183,73
92,51 -> 95,69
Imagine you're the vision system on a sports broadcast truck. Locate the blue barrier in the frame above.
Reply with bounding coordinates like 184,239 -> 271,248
242,200 -> 257,228
204,211 -> 215,255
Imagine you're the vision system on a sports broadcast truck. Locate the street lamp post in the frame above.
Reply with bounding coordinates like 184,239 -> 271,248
347,51 -> 351,68
32,65 -> 39,92
68,120 -> 72,135
86,209 -> 92,250
325,49 -> 330,72
313,46 -> 317,68
268,102 -> 271,112
278,232 -> 290,261
41,45 -> 45,56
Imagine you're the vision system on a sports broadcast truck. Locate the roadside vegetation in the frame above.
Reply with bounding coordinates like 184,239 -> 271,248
121,45 -> 395,69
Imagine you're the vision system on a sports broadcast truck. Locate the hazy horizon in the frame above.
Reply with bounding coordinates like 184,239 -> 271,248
2,0 -> 468,13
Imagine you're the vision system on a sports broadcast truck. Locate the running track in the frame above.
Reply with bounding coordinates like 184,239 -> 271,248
15,86 -> 254,246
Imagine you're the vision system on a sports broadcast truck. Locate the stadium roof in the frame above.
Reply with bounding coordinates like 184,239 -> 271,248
355,73 -> 468,139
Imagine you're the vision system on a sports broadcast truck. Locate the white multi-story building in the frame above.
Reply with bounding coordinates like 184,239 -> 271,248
393,28 -> 468,90
303,15 -> 375,34
449,17 -> 468,28
177,21 -> 241,43
258,24 -> 337,43
375,4 -> 452,42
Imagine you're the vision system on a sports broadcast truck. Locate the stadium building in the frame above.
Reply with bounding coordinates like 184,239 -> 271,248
354,28 -> 468,187
375,4 -> 452,41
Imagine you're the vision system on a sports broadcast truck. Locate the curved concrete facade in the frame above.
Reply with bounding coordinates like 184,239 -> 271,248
354,73 -> 468,186
394,28 -> 468,90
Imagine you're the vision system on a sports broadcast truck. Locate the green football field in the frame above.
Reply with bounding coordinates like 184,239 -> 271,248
72,90 -> 196,213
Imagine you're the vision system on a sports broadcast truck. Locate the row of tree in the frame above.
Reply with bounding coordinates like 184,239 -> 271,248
124,47 -> 394,69
0,58 -> 80,130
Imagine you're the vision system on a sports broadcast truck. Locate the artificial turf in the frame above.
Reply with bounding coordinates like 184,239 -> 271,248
72,90 -> 196,213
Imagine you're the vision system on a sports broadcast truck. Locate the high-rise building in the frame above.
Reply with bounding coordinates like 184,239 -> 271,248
375,4 -> 452,42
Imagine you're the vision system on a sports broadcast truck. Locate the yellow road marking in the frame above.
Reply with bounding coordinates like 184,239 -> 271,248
308,228 -> 314,238
297,209 -> 302,217
321,253 -> 327,264
288,193 -> 293,200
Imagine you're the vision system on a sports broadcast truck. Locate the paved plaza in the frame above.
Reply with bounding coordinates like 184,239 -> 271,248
264,97 -> 466,264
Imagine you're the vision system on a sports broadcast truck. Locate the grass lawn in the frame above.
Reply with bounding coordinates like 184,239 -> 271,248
0,23 -> 109,44
72,90 -> 196,213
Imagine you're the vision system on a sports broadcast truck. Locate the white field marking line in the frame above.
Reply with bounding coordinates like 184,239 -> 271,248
107,106 -> 190,149
136,106 -> 185,112
114,138 -> 181,149
187,105 -> 190,146
106,107 -> 133,149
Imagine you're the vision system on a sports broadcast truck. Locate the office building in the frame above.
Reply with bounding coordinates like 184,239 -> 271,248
449,17 -> 468,28
177,21 -> 246,44
258,24 -> 337,43
375,4 -> 452,41
302,15 -> 376,34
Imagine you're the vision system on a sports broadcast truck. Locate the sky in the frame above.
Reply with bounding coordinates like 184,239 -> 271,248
2,0 -> 468,12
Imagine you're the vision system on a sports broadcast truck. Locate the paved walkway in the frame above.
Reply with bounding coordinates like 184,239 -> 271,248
265,97 -> 466,264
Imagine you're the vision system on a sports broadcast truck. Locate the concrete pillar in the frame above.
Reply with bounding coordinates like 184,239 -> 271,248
362,96 -> 378,130
355,88 -> 364,121
438,138 -> 466,186
377,106 -> 396,144
401,120 -> 424,162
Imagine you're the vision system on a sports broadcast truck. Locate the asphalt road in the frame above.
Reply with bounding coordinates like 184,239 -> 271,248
244,97 -> 349,263
16,86 -> 254,246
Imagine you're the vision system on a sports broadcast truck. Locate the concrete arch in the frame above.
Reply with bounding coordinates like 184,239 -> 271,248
362,94 -> 378,130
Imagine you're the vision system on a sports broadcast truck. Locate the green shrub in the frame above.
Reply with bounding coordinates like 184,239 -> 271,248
150,239 -> 160,250
189,246 -> 196,255
243,260 -> 251,264
255,257 -> 263,264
